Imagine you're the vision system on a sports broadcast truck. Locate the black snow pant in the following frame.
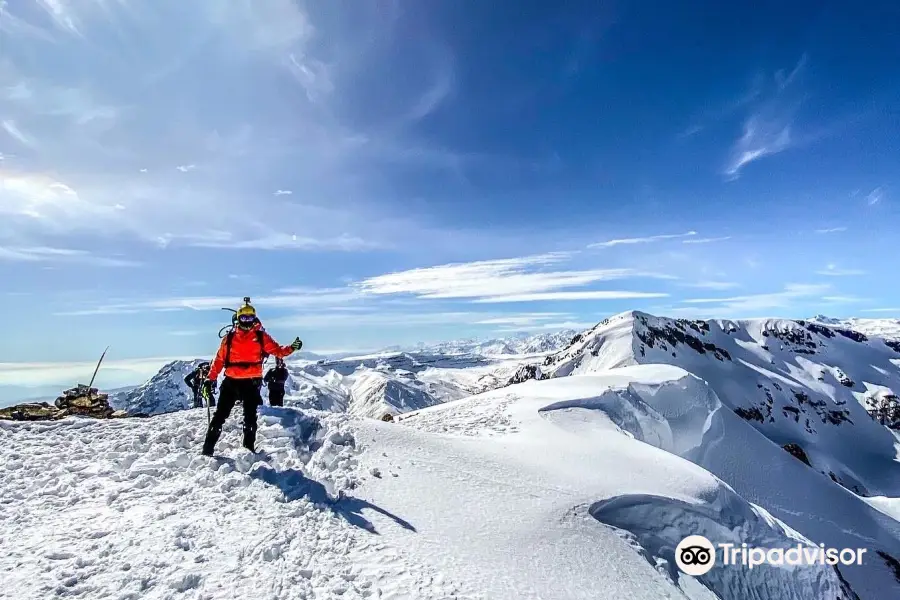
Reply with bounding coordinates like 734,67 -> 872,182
202,377 -> 262,455
268,386 -> 285,407
192,388 -> 215,409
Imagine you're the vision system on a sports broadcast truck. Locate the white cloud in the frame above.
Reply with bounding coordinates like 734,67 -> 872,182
474,313 -> 573,326
0,356 -> 197,388
684,281 -> 740,290
472,291 -> 668,303
491,321 -> 597,333
682,236 -> 731,245
724,55 -> 808,179
724,118 -> 792,179
821,296 -> 869,303
55,288 -> 366,316
815,227 -> 847,234
1,120 -> 35,147
861,308 -> 900,313
680,283 -> 830,314
866,187 -> 884,206
274,189 -> 293,196
0,0 -> 462,254
0,245 -> 139,267
816,264 -> 865,277
588,231 -> 697,249
357,253 -> 670,302
190,232 -> 385,252
269,310 -> 486,330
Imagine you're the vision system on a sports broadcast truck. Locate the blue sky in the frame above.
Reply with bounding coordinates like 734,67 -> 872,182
1,0 -> 899,392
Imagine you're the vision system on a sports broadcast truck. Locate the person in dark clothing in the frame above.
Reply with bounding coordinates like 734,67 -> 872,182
201,300 -> 301,456
184,362 -> 212,408
264,357 -> 290,407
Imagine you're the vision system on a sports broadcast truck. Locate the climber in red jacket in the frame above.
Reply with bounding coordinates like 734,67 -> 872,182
201,300 -> 301,456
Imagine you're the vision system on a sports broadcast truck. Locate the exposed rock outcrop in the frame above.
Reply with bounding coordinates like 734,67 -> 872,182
0,385 -> 142,421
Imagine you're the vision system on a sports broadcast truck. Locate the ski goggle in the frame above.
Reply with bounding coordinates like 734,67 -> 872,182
237,314 -> 257,326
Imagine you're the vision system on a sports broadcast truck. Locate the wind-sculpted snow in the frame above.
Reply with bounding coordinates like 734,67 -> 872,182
591,492 -> 860,600
539,311 -> 900,499
537,365 -> 719,455
400,367 -> 900,597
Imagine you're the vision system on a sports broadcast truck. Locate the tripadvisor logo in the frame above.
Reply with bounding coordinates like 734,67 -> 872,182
675,535 -> 716,576
674,535 -> 868,576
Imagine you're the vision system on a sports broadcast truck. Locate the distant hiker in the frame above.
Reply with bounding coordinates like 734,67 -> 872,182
202,300 -> 302,456
184,362 -> 213,408
263,357 -> 289,407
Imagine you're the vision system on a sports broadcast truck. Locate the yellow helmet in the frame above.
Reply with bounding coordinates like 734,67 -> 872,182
235,298 -> 257,328
236,304 -> 256,319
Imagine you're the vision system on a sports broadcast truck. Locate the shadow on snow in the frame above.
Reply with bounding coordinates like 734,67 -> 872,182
216,457 -> 416,535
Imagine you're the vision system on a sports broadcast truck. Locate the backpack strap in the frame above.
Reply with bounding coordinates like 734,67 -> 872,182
223,329 -> 268,368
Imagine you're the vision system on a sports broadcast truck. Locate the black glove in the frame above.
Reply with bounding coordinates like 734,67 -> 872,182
291,337 -> 302,351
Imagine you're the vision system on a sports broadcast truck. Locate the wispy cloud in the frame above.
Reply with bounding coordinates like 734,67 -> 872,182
189,233 -> 386,252
0,357 -> 197,388
866,187 -> 884,205
816,264 -> 866,277
0,245 -> 139,267
0,0 -> 467,256
356,253 -> 670,302
821,296 -> 870,303
861,308 -> 900,314
472,290 -> 668,303
682,236 -> 732,245
1,120 -> 35,147
56,288 -> 365,317
680,283 -> 830,315
815,227 -> 847,234
684,281 -> 740,290
724,54 -> 809,179
588,231 -> 697,249
724,118 -> 792,179
474,313 -> 572,327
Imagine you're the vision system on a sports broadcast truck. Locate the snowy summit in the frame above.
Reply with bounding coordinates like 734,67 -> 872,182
3,1 -> 900,598
5,310 -> 900,599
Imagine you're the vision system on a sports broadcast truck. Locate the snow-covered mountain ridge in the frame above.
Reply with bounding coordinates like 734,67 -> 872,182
6,365 -> 899,599
810,314 -> 900,343
527,310 -> 900,499
110,331 -> 575,419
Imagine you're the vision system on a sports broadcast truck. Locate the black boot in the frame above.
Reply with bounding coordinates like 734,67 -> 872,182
202,424 -> 222,456
242,429 -> 256,452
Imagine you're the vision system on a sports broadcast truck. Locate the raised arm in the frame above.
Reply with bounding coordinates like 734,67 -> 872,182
261,331 -> 295,359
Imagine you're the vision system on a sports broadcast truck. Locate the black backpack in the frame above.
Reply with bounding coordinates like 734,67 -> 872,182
223,329 -> 268,368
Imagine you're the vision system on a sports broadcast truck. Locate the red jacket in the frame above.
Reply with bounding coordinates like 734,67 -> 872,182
208,324 -> 293,381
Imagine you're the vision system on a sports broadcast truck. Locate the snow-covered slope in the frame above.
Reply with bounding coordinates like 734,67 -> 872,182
539,311 -> 900,499
810,315 -> 900,342
109,359 -> 205,415
6,365 -> 896,599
